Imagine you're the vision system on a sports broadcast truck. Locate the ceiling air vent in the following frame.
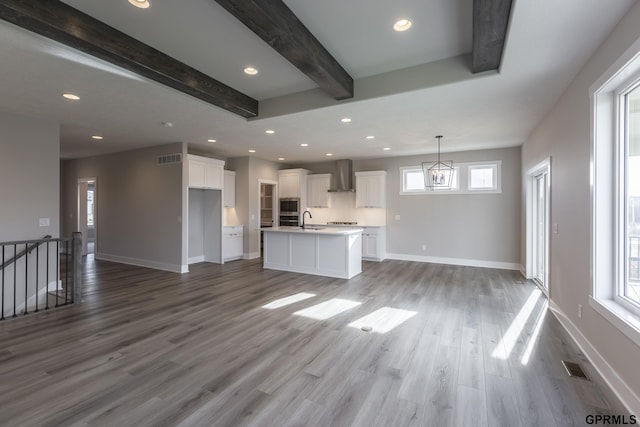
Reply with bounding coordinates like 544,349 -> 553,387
157,153 -> 182,165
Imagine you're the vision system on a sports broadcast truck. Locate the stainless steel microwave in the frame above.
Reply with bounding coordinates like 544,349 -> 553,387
279,198 -> 300,215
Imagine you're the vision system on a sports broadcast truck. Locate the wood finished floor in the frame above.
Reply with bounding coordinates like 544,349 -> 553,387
0,258 -> 626,426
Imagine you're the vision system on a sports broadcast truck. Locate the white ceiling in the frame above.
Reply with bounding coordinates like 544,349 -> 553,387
0,0 -> 635,163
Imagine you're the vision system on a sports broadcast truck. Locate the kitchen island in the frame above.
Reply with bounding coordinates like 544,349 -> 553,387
262,226 -> 363,279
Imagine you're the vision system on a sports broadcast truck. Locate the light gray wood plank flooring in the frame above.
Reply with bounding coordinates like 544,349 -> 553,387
0,258 -> 627,426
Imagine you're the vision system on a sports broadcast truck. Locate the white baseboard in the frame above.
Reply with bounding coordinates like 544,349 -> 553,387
385,253 -> 521,271
188,256 -> 205,264
549,301 -> 640,415
95,252 -> 183,273
243,251 -> 260,260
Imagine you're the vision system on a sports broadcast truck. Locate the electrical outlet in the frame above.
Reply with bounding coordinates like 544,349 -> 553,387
39,218 -> 50,227
421,244 -> 426,251
553,223 -> 559,234
395,215 -> 401,221
578,304 -> 583,319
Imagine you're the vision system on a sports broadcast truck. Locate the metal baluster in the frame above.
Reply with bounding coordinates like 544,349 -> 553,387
35,243 -> 39,313
24,243 -> 28,315
46,241 -> 50,310
13,244 -> 17,318
55,241 -> 60,308
65,240 -> 69,305
1,245 -> 4,321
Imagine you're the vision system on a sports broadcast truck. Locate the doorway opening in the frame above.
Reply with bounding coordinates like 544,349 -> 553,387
259,180 -> 277,257
78,178 -> 97,257
526,159 -> 550,294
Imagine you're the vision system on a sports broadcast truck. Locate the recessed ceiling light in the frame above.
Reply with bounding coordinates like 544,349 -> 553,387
300,143 -> 309,147
161,121 -> 173,128
244,67 -> 258,75
265,129 -> 275,134
207,139 -> 216,143
341,117 -> 352,123
278,157 -> 285,161
62,93 -> 80,101
326,153 -> 333,156
366,136 -> 375,140
393,19 -> 412,32
91,135 -> 103,140
383,147 -> 391,151
128,0 -> 151,8
248,149 -> 256,153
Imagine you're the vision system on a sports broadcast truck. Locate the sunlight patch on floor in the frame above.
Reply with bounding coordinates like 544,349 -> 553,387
492,288 -> 542,360
261,292 -> 316,309
293,298 -> 361,320
347,307 -> 417,333
520,298 -> 549,365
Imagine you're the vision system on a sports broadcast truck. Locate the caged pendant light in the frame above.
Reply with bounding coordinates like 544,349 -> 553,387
422,135 -> 454,190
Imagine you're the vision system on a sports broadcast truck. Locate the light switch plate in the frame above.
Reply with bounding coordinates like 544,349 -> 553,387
553,223 -> 559,234
39,218 -> 50,227
394,215 -> 401,221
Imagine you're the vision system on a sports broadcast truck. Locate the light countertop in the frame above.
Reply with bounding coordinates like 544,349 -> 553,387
261,226 -> 363,235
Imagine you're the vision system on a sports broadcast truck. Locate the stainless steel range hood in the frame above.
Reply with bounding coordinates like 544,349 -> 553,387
328,159 -> 355,192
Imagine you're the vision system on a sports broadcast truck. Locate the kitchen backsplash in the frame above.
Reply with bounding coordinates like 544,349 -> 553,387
304,192 -> 386,226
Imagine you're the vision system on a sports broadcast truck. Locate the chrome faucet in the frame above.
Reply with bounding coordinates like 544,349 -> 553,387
302,210 -> 312,228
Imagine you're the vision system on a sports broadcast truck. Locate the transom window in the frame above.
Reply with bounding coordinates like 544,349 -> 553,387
468,164 -> 499,191
400,161 -> 501,195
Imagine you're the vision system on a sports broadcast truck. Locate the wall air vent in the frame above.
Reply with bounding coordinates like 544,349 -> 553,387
157,153 -> 182,165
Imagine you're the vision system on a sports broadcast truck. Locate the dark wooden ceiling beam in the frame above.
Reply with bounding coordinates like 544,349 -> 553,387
214,0 -> 354,100
0,0 -> 258,118
472,0 -> 513,73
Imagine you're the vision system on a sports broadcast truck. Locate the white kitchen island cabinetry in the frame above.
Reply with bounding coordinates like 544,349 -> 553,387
355,171 -> 386,208
262,227 -> 362,279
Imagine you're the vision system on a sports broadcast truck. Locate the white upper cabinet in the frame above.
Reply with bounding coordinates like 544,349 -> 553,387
307,174 -> 331,208
223,170 -> 236,207
188,155 -> 225,189
355,171 -> 386,208
278,169 -> 309,199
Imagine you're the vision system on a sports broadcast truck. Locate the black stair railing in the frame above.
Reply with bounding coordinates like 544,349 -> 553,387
0,232 -> 82,321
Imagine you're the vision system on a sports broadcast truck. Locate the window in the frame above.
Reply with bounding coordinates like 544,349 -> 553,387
400,166 -> 459,194
400,161 -> 501,195
591,37 -> 640,346
618,82 -> 640,310
468,164 -> 500,192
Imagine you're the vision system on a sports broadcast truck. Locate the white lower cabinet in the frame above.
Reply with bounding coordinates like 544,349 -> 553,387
361,227 -> 386,261
223,226 -> 243,261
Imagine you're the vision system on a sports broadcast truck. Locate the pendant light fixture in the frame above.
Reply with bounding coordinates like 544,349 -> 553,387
422,135 -> 454,189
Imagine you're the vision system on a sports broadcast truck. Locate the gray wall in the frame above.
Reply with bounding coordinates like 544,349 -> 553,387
301,146 -> 521,267
62,142 -> 184,271
0,111 -> 59,241
521,1 -> 640,405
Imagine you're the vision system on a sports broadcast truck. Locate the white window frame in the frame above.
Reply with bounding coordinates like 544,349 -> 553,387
590,36 -> 640,347
400,160 -> 502,195
467,161 -> 502,193
400,165 -> 460,195
615,78 -> 640,315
